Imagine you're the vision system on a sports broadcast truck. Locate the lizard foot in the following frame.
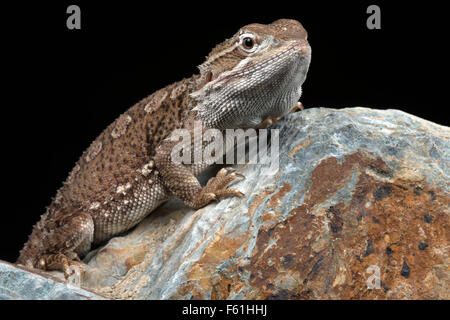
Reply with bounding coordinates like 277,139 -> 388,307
258,116 -> 279,129
292,101 -> 304,112
258,102 -> 304,129
38,253 -> 85,281
194,167 -> 245,207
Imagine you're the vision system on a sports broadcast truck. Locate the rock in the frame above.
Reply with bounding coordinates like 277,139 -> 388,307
13,107 -> 450,299
78,107 -> 449,299
0,260 -> 104,299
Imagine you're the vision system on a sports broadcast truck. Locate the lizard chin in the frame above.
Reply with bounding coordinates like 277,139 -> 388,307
191,41 -> 311,130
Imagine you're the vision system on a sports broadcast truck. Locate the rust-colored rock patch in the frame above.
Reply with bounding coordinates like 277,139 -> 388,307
245,151 -> 449,299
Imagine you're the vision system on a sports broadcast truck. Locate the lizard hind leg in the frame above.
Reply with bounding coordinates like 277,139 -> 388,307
37,211 -> 94,279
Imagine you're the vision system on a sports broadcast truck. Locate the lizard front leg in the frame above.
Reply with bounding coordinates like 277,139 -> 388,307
154,139 -> 244,209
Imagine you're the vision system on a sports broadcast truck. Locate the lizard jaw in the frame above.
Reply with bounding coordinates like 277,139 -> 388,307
191,40 -> 311,129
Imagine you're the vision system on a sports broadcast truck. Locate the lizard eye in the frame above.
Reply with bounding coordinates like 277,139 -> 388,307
243,37 -> 254,49
239,33 -> 258,53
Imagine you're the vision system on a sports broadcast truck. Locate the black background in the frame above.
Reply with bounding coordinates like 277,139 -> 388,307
1,1 -> 446,262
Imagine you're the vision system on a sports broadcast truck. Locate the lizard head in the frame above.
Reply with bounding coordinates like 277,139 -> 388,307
191,19 -> 311,129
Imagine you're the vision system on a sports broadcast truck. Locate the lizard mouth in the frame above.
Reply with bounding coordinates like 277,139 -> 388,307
293,39 -> 311,56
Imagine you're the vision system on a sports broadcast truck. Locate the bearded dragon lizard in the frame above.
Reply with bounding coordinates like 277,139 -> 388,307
18,19 -> 311,277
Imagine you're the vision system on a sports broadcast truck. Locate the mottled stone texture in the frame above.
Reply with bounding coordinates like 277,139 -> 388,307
0,260 -> 103,300
78,107 -> 448,299
8,107 -> 450,299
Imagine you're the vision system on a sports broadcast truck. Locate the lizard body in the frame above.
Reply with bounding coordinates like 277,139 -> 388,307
18,19 -> 311,277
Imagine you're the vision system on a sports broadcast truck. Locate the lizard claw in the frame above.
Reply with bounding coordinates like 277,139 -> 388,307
196,168 -> 245,206
258,102 -> 304,129
292,101 -> 304,112
204,192 -> 217,202
38,253 -> 85,283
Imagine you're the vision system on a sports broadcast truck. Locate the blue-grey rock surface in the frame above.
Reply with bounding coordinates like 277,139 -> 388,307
81,107 -> 449,299
0,260 -> 104,300
3,107 -> 449,299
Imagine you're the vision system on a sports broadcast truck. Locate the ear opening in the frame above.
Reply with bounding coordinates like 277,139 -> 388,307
197,70 -> 214,89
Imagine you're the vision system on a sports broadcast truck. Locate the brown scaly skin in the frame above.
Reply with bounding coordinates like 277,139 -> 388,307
18,19 -> 311,278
